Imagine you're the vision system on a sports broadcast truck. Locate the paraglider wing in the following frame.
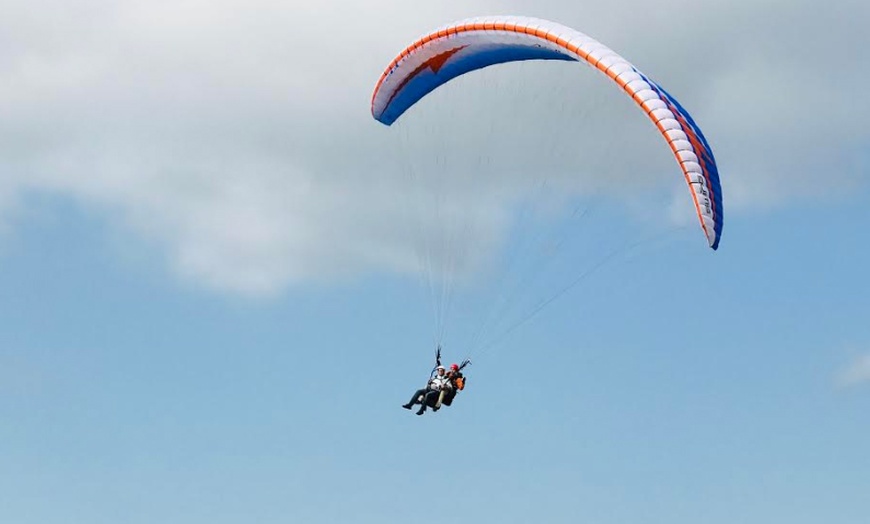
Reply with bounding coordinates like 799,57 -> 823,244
371,16 -> 723,249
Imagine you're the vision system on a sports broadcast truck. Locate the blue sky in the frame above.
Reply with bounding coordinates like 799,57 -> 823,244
2,185 -> 868,524
2,1 -> 869,523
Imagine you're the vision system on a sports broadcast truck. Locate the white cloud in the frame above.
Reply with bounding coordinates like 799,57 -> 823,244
838,353 -> 870,387
0,1 -> 867,295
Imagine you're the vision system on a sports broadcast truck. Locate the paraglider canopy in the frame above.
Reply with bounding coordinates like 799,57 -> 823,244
371,15 -> 723,249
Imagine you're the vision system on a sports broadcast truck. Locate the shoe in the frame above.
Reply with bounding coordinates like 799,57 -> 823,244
432,406 -> 440,412
402,404 -> 413,410
416,408 -> 425,415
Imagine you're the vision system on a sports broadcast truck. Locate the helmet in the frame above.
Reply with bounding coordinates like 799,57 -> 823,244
450,363 -> 459,370
436,365 -> 445,371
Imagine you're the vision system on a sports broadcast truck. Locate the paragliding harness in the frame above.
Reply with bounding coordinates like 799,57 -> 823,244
430,346 -> 470,409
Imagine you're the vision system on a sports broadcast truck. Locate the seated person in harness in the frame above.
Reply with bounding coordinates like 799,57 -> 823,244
402,347 -> 471,416
441,363 -> 465,407
402,365 -> 450,415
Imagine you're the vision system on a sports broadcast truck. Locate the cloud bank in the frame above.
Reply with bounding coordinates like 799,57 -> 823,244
0,1 -> 867,295
839,353 -> 870,387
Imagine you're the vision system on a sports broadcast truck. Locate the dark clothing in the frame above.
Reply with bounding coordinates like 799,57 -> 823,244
405,388 -> 440,412
441,388 -> 457,406
406,388 -> 430,406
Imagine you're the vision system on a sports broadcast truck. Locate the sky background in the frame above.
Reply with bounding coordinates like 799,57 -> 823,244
1,1 -> 869,523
